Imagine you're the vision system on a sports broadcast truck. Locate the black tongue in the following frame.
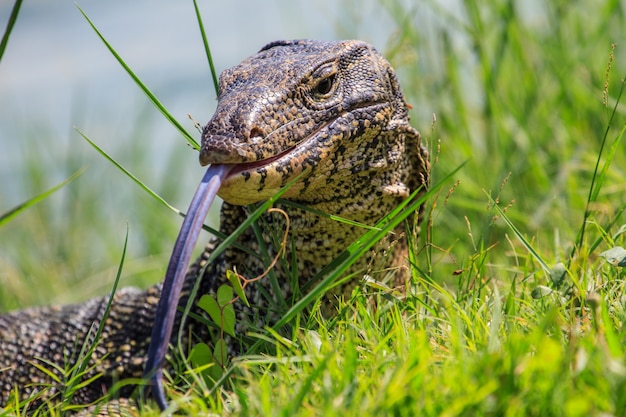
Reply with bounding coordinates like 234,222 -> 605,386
143,164 -> 232,411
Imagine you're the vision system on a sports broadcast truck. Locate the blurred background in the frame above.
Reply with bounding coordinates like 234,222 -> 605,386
1,0 -> 625,310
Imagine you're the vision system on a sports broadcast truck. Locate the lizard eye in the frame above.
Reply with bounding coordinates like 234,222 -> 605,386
312,74 -> 336,98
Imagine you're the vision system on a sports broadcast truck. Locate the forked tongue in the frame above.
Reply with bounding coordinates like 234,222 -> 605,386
143,164 -> 232,410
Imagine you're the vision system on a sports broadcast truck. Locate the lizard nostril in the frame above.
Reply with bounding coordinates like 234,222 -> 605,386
249,126 -> 264,141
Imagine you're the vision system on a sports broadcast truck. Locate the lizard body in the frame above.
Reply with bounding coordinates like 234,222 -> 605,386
0,39 -> 429,411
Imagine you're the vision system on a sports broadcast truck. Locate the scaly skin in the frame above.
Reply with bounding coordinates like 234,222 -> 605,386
0,39 -> 429,412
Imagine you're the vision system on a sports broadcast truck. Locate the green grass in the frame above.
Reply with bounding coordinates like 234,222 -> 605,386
2,0 -> 626,415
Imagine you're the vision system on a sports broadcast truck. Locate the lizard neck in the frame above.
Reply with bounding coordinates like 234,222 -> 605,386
216,164 -> 413,300
205,125 -> 426,312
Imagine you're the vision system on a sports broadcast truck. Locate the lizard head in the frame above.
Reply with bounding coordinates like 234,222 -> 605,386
199,39 -> 423,206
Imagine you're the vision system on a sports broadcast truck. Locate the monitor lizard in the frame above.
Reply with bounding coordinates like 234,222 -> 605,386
0,39 -> 429,412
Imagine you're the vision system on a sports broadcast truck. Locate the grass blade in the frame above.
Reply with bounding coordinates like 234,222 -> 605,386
75,5 -> 199,151
192,0 -> 219,96
278,200 -> 383,231
0,0 -> 22,63
0,0 -> 22,61
74,128 -> 184,216
571,73 -> 626,259
76,128 -> 179,212
76,128 -> 258,255
489,191 -> 550,274
62,225 -> 129,410
0,169 -> 84,227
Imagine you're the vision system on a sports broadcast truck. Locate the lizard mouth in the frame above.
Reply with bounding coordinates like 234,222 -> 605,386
225,144 -> 297,179
215,112 -> 348,205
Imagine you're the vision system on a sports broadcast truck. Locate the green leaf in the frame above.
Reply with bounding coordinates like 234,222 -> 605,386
549,263 -> 567,287
213,338 -> 228,367
177,173 -> 304,348
531,285 -> 553,299
189,342 -> 213,369
197,294 -> 222,328
208,359 -> 223,382
217,285 -> 233,307
600,246 -> 626,267
221,303 -> 236,337
227,270 -> 249,307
